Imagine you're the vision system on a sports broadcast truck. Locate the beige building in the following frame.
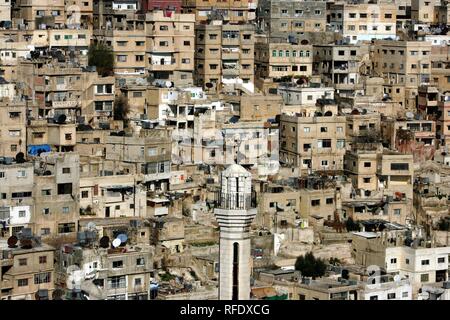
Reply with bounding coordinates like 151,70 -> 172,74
0,98 -> 27,158
0,239 -> 55,300
182,0 -> 256,23
371,40 -> 432,110
145,10 -> 195,87
12,0 -> 66,29
280,109 -> 347,174
255,35 -> 313,82
195,21 -> 255,93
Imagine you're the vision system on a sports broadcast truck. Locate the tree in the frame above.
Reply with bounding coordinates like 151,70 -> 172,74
88,42 -> 114,76
114,95 -> 130,122
345,217 -> 361,232
295,252 -> 327,279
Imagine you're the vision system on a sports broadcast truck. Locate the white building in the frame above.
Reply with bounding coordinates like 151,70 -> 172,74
214,164 -> 257,300
359,276 -> 413,300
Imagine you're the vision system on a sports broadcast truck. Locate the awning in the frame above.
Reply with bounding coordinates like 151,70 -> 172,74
27,144 -> 51,156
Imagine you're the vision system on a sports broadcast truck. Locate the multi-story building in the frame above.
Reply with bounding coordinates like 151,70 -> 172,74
313,43 -> 370,97
182,0 -> 257,24
0,98 -> 27,158
279,107 -> 347,174
411,0 -> 442,24
0,239 -> 55,300
255,35 -> 313,83
371,40 -> 432,110
145,10 -> 195,87
257,0 -> 327,37
329,0 -> 397,44
195,21 -> 255,93
12,0 -> 66,30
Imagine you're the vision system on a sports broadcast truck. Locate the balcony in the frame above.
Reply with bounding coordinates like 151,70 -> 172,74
52,100 -> 78,108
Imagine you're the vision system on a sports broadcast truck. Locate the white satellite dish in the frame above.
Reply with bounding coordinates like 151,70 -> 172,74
394,274 -> 401,282
112,238 -> 121,248
406,112 -> 414,119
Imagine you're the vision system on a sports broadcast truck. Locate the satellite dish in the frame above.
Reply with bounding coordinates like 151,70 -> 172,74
205,82 -> 213,88
55,114 -> 66,124
99,236 -> 110,248
87,222 -> 96,230
112,238 -> 121,248
406,112 -> 414,119
20,238 -> 33,249
15,152 -> 25,163
394,274 -> 401,282
117,233 -> 128,245
7,235 -> 18,248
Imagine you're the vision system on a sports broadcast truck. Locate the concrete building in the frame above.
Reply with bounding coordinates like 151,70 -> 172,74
195,21 -> 255,93
182,0 -> 256,24
0,98 -> 27,158
214,164 -> 257,300
145,10 -> 195,87
279,109 -> 347,174
329,0 -> 398,44
0,238 -> 55,300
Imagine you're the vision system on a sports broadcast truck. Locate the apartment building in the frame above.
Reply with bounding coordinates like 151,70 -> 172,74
279,109 -> 347,174
345,109 -> 381,146
141,0 -> 182,12
0,239 -> 55,300
257,0 -> 327,37
0,98 -> 27,158
371,40 -> 432,110
277,83 -> 335,108
182,0 -> 256,23
0,0 -> 11,23
104,128 -> 172,192
352,231 -> 450,295
32,152 -> 80,238
411,0 -> 442,24
378,150 -> 414,199
313,43 -> 370,97
0,161 -> 34,237
329,0 -> 397,44
255,35 -> 313,83
145,10 -> 195,87
57,243 -> 154,300
344,149 -> 379,192
93,0 -> 139,31
299,187 -> 337,221
79,175 -> 147,218
12,0 -> 66,30
195,21 -> 255,93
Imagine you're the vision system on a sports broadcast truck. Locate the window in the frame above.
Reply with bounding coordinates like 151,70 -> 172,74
384,14 -> 392,19
19,258 -> 27,266
58,223 -> 75,233
17,170 -> 26,178
39,256 -> 47,264
315,10 -> 321,15
62,168 -> 71,174
18,279 -> 28,287
311,199 -> 320,206
183,41 -> 190,46
116,55 -> 127,62
390,163 -> 409,170
387,293 -> 396,299
318,139 -> 331,148
159,25 -> 169,31
363,178 -> 371,183
135,55 -> 144,62
109,276 -> 126,289
390,258 -> 397,264
326,198 -> 333,204
438,257 -> 445,263
135,278 -> 142,286
136,258 -> 145,266
300,66 -> 307,72
182,58 -> 190,64
304,127 -> 310,133
81,190 -> 89,198
337,139 -> 345,149
394,209 -> 401,215
57,183 -> 72,195
18,210 -> 26,218
421,259 -> 430,265
34,272 -> 51,284
421,274 -> 429,282
136,41 -> 144,46
402,292 -> 408,298
321,160 -> 328,167
370,295 -> 378,300
43,208 -> 50,215
117,41 -> 127,47
159,41 -> 168,47
62,207 -> 69,214
320,127 -> 328,133
41,189 -> 51,196
41,228 -> 50,236
113,260 -> 123,268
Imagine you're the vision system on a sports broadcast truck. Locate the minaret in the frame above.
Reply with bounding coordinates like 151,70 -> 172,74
214,164 -> 257,300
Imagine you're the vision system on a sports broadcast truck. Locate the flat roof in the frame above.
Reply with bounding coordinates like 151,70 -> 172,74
352,231 -> 379,239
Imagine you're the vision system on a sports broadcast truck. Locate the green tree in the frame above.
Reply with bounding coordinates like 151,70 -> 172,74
88,42 -> 114,76
295,252 -> 327,279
